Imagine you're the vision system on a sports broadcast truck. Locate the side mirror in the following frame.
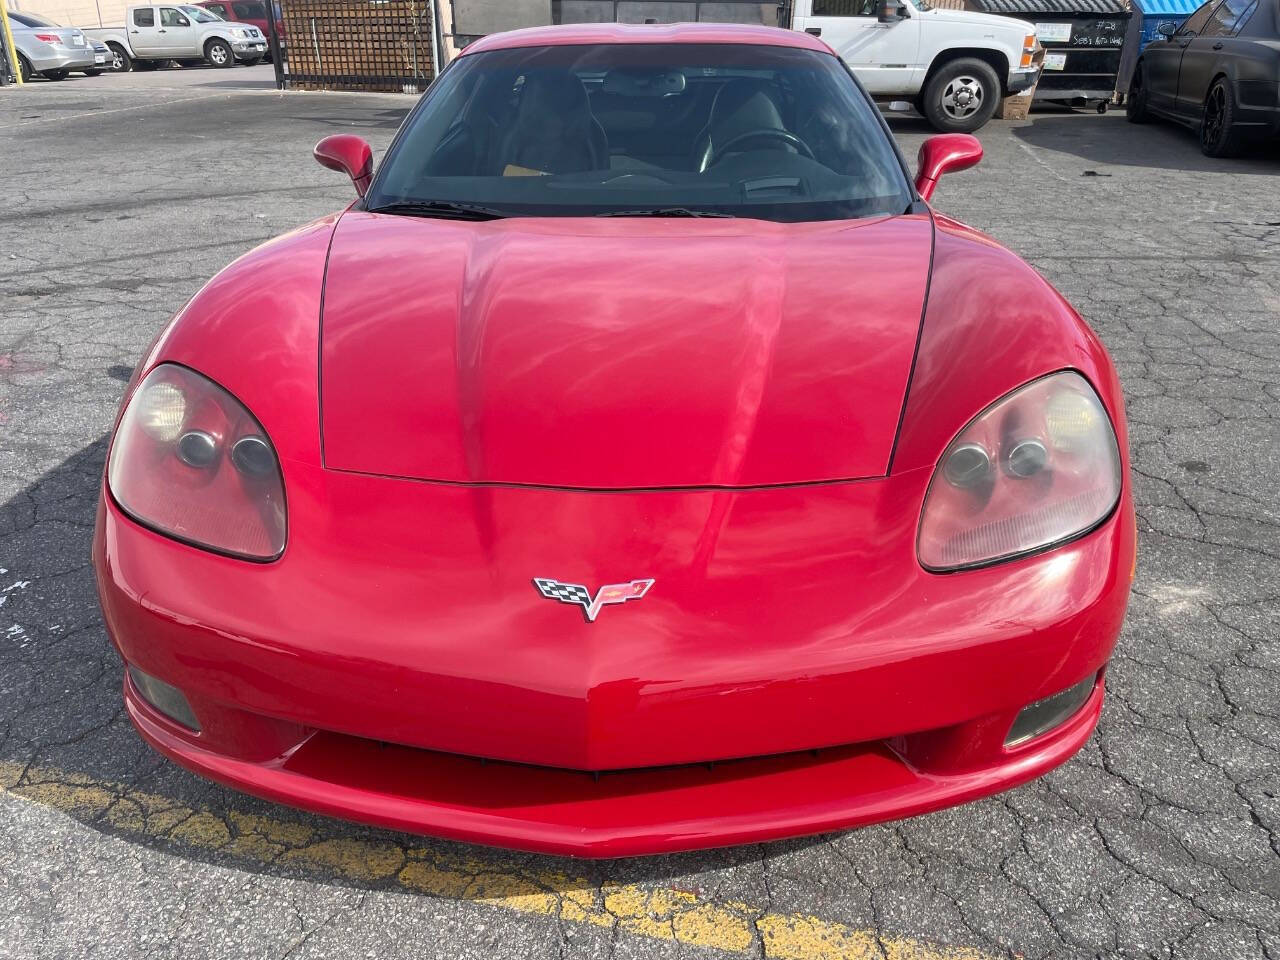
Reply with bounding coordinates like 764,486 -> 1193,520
877,1 -> 906,23
176,15 -> 190,25
1157,21 -> 1176,38
314,134 -> 373,198
914,133 -> 983,203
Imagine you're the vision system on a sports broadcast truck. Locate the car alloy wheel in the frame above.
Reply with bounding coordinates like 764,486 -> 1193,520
1126,63 -> 1150,123
941,76 -> 985,121
1201,82 -> 1226,151
208,41 -> 230,66
110,48 -> 126,71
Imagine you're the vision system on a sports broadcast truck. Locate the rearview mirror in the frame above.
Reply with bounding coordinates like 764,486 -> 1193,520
914,134 -> 983,203
877,1 -> 906,23
314,134 -> 374,198
1157,21 -> 1176,38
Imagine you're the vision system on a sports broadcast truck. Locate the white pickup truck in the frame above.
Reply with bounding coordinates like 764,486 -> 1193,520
85,3 -> 267,72
790,0 -> 1040,132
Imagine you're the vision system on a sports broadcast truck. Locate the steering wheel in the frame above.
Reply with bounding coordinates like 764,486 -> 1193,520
705,129 -> 814,171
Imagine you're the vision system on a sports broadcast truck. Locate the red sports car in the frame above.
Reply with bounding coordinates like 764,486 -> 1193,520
94,22 -> 1134,857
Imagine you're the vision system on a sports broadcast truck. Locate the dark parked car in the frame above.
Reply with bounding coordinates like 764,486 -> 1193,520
1127,0 -> 1280,156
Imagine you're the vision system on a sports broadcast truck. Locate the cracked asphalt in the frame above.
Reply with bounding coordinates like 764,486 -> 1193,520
1,70 -> 1278,960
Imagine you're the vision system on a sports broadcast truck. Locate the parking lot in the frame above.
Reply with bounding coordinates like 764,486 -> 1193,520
1,72 -> 1278,960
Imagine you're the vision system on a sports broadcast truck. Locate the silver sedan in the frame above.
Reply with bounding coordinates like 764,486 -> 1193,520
6,11 -> 96,81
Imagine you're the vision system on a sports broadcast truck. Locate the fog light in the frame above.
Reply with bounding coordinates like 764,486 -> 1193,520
128,665 -> 201,731
1006,674 -> 1096,747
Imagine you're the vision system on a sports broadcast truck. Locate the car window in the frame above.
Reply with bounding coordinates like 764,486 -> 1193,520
10,11 -> 61,27
1176,0 -> 1220,34
812,0 -> 878,15
205,2 -> 228,15
133,7 -> 156,26
232,1 -> 265,18
160,7 -> 190,25
368,42 -> 912,223
1201,0 -> 1256,34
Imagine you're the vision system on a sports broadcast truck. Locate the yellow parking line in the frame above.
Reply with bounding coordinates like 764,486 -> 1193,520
0,760 -> 998,960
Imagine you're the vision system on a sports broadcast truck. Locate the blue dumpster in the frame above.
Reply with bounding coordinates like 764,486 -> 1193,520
1135,0 -> 1201,49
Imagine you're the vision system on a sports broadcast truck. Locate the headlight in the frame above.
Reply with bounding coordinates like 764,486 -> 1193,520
108,364 -> 287,560
231,27 -> 247,37
918,371 -> 1121,571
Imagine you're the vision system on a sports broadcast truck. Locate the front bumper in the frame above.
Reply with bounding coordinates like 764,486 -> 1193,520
232,40 -> 267,57
95,460 -> 1134,856
1007,66 -> 1040,95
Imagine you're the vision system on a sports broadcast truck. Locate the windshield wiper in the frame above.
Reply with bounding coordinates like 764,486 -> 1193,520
596,207 -> 736,219
368,200 -> 509,221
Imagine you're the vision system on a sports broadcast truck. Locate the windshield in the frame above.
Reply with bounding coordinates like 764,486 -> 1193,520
182,6 -> 222,22
367,43 -> 912,222
10,11 -> 61,27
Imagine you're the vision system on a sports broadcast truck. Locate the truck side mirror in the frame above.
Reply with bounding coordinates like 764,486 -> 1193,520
1157,21 -> 1176,38
314,135 -> 374,198
877,1 -> 907,23
915,134 -> 983,202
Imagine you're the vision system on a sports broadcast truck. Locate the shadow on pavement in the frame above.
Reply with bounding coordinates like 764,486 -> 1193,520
1013,110 -> 1280,173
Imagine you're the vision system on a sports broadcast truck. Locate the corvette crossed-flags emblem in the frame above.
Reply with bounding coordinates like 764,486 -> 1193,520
532,577 -> 654,622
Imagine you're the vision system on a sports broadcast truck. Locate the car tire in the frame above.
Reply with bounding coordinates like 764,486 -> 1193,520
107,44 -> 131,72
1126,61 -> 1151,124
17,54 -> 33,83
42,69 -> 70,81
921,58 -> 1001,133
1200,76 -> 1248,158
206,38 -> 234,68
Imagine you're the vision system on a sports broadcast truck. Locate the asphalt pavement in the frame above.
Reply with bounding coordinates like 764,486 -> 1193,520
0,65 -> 1278,960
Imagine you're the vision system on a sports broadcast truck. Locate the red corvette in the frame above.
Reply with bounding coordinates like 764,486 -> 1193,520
94,22 -> 1134,857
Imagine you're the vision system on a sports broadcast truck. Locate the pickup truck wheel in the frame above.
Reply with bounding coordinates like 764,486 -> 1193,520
107,44 -> 131,71
42,69 -> 70,81
922,58 -> 1000,133
206,39 -> 234,68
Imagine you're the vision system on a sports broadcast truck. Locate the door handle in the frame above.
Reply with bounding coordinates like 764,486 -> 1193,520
158,28 -> 166,32
805,26 -> 821,35
1212,41 -> 1223,49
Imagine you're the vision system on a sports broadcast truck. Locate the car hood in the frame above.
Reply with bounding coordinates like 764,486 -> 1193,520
920,7 -> 1033,35
319,211 -> 933,488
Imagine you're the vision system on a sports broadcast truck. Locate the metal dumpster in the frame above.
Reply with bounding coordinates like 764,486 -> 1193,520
969,0 -> 1133,109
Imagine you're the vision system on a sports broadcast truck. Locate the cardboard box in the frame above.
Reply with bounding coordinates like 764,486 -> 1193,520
996,42 -> 1043,120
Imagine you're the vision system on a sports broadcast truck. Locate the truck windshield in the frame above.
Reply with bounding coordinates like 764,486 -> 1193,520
367,43 -> 913,223
181,6 -> 222,22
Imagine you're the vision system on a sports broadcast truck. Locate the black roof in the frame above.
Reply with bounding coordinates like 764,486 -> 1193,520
968,0 -> 1132,14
